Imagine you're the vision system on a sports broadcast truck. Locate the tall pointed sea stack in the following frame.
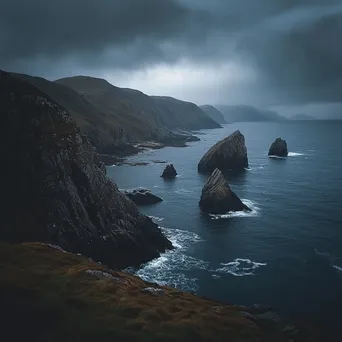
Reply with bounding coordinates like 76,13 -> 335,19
199,168 -> 250,214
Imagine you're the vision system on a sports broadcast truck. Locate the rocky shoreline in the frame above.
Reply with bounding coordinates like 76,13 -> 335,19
0,70 -> 331,341
99,132 -> 201,166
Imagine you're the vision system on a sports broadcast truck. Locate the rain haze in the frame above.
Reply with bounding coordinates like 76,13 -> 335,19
1,0 -> 341,118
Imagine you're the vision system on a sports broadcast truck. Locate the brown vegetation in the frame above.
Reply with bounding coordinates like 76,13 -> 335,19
0,242 -> 290,342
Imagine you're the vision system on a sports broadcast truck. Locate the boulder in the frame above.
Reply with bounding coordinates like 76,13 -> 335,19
198,130 -> 248,173
161,163 -> 177,179
199,168 -> 250,214
268,138 -> 288,157
124,188 -> 163,205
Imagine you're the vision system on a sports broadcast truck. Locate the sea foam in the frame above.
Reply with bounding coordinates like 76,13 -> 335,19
247,165 -> 265,171
288,152 -> 306,156
268,155 -> 287,159
174,188 -> 193,196
209,199 -> 260,220
134,224 -> 266,292
213,258 -> 267,277
149,216 -> 164,223
333,265 -> 342,273
133,226 -> 206,292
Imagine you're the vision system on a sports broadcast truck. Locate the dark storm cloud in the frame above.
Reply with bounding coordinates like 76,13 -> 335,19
236,5 -> 342,104
0,0 -> 212,69
1,0 -> 341,106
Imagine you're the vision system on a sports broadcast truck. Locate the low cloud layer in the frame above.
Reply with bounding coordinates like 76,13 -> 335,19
1,0 -> 341,112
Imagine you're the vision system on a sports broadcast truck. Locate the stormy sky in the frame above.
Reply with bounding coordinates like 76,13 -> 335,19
1,0 -> 341,117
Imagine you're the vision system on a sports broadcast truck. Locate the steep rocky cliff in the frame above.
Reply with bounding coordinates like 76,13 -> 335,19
13,73 -> 152,155
199,169 -> 250,214
200,105 -> 227,124
13,73 -> 215,156
55,76 -> 220,146
0,70 -> 172,269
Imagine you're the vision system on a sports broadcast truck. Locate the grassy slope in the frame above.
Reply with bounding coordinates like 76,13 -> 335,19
12,73 -> 109,132
151,96 -> 221,130
0,242 -> 290,342
56,76 -> 221,131
12,74 -> 220,155
56,76 -> 164,139
12,73 -> 145,154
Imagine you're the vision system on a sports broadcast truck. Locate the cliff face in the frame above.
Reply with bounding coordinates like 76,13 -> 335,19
54,76 -> 220,148
200,105 -> 227,124
151,96 -> 221,130
13,73 -> 149,155
0,70 -> 172,269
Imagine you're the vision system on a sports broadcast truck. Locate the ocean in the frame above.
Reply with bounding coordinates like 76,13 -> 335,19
107,121 -> 342,334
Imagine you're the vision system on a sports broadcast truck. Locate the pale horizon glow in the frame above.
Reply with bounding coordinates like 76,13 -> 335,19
104,59 -> 259,105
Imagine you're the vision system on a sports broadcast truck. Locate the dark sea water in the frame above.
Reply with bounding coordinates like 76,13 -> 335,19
107,121 -> 342,334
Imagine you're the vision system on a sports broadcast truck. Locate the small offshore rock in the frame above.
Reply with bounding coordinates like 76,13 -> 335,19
124,188 -> 163,205
268,138 -> 288,157
161,163 -> 177,179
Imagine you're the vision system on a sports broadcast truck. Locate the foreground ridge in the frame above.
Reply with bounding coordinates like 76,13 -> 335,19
0,242 -> 304,342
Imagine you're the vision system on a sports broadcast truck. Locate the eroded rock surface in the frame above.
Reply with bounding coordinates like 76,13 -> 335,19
0,70 -> 172,269
268,138 -> 288,157
124,188 -> 163,205
199,168 -> 250,214
161,163 -> 177,179
198,130 -> 248,173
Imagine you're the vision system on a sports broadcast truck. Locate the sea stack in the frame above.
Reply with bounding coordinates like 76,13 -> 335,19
161,163 -> 177,179
268,138 -> 288,157
199,168 -> 250,214
198,130 -> 248,173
